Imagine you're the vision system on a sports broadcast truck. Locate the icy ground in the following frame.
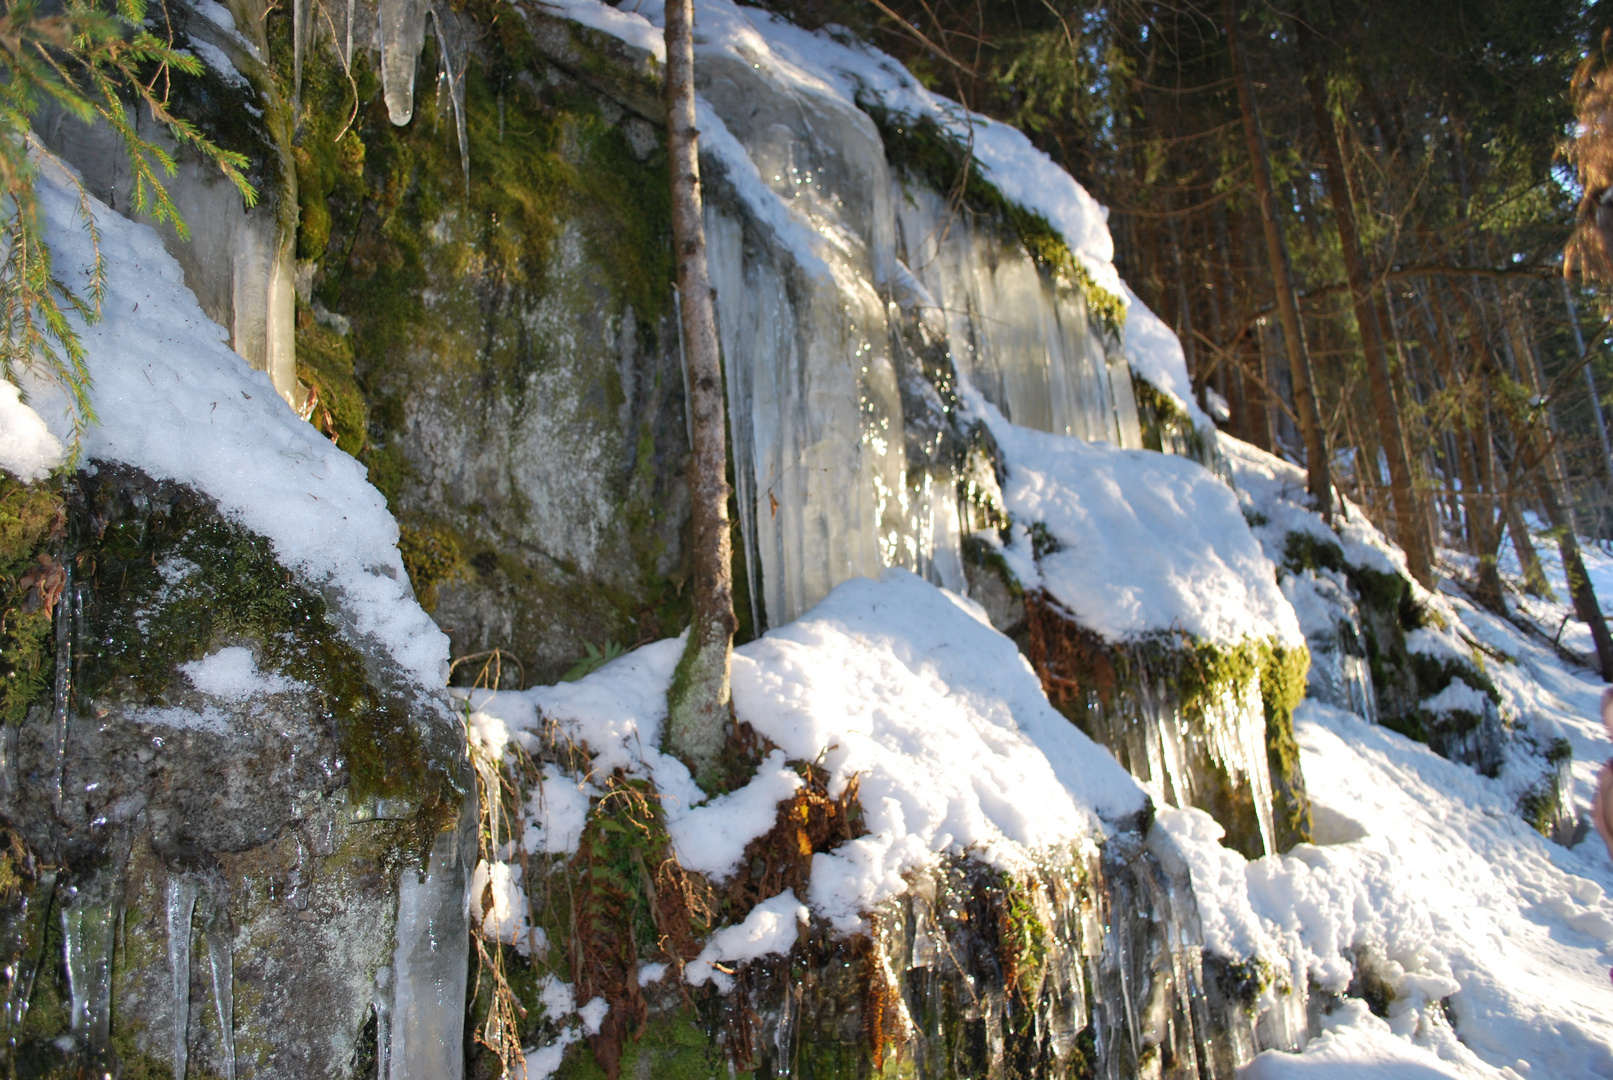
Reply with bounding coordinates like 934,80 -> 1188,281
1192,439 -> 1613,1079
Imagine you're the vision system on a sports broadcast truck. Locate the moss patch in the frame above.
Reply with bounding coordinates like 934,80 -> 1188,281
0,473 -> 63,727
1026,594 -> 1312,856
69,466 -> 460,831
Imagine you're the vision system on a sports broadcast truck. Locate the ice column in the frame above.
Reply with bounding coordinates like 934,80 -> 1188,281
61,893 -> 116,1066
388,828 -> 469,1080
165,876 -> 199,1079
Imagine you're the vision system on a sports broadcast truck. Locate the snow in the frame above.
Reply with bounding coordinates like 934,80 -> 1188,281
731,569 -> 1145,928
1121,282 -> 1212,428
1242,1001 -> 1469,1080
1165,439 -> 1613,1078
685,890 -> 808,988
179,646 -> 298,700
1420,679 -> 1490,716
0,379 -> 64,481
468,568 -> 1145,939
15,152 -> 450,695
967,386 -> 1302,647
469,859 -> 542,956
185,39 -> 248,89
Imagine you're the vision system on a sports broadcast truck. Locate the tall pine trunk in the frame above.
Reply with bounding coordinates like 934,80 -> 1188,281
1300,31 -> 1429,583
1224,0 -> 1332,521
663,0 -> 738,787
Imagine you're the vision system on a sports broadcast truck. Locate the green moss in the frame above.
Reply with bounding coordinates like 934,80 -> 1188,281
1259,642 -> 1313,850
1130,373 -> 1214,464
398,522 -> 463,613
553,1009 -> 731,1080
864,102 -> 1124,338
0,474 -> 62,727
1282,532 -> 1346,576
294,316 -> 368,456
71,468 -> 460,831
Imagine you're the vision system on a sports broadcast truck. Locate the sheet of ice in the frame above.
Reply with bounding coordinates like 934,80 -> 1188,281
685,890 -> 808,987
0,380 -> 64,481
16,154 -> 449,694
179,646 -> 298,700
550,0 -> 1195,414
967,388 -> 1301,647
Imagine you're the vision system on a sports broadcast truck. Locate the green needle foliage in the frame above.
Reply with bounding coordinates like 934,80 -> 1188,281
0,0 -> 257,461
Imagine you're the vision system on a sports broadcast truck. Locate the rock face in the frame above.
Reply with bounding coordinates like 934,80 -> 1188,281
0,465 -> 472,1079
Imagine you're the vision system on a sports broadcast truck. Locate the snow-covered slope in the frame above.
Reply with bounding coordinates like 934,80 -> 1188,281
6,154 -> 449,693
467,568 -> 1145,935
973,388 -> 1301,646
1183,434 -> 1613,1079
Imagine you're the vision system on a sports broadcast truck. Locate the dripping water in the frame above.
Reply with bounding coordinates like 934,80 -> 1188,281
166,876 -> 199,1079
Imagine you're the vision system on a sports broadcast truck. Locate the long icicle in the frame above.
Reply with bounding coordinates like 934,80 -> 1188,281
205,899 -> 235,1080
166,876 -> 198,1079
50,557 -> 72,813
428,4 -> 469,194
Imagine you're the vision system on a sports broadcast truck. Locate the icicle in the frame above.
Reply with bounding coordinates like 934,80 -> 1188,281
427,5 -> 469,194
378,0 -> 428,126
372,967 -> 393,1080
388,828 -> 468,1080
51,558 -> 72,813
166,876 -> 198,1079
292,0 -> 305,114
205,917 -> 235,1080
61,892 -> 116,1069
3,868 -> 56,1039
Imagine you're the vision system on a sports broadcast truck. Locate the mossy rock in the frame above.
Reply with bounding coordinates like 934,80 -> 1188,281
284,6 -> 694,686
0,464 -> 471,1078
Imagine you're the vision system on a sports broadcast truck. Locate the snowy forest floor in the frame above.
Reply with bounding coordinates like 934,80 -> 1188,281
1218,504 -> 1613,1078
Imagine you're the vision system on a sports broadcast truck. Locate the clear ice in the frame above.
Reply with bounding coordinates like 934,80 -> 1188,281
697,49 -> 1142,630
378,0 -> 428,125
61,893 -> 116,1066
166,876 -> 199,1079
388,829 -> 468,1080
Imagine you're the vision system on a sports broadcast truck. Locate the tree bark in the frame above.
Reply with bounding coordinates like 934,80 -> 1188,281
663,0 -> 738,787
1224,0 -> 1332,521
1301,29 -> 1430,583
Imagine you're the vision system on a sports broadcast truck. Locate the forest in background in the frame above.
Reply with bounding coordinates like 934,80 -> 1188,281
766,0 -> 1611,626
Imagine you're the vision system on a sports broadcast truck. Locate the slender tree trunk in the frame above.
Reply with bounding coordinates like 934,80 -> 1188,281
1503,468 -> 1554,600
1509,306 -> 1613,677
663,0 -> 737,786
1224,0 -> 1332,521
1563,280 -> 1613,479
1471,384 -> 1507,612
1301,32 -> 1429,583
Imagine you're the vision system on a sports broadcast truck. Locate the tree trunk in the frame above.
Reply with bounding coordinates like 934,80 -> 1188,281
1300,30 -> 1429,583
1224,0 -> 1332,521
1503,478 -> 1554,600
663,0 -> 738,787
1508,303 -> 1613,677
